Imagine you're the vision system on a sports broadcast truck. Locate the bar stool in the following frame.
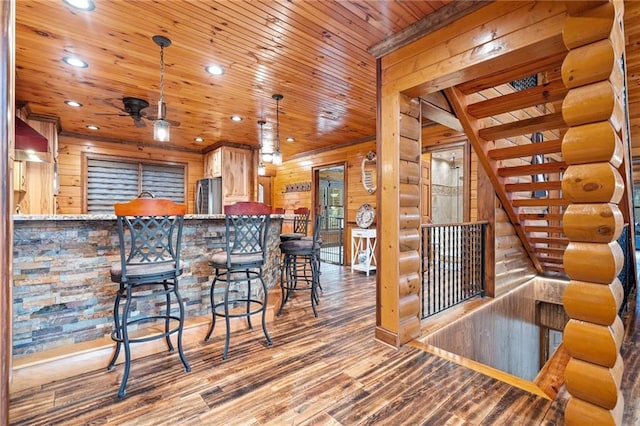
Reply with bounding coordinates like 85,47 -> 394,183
204,201 -> 273,360
279,207 -> 310,242
278,213 -> 323,317
108,196 -> 191,398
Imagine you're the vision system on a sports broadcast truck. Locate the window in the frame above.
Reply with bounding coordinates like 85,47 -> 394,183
85,156 -> 186,214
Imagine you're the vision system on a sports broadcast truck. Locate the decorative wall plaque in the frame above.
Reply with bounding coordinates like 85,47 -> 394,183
285,182 -> 311,193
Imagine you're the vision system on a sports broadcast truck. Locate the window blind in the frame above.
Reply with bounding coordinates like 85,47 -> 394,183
86,158 -> 185,214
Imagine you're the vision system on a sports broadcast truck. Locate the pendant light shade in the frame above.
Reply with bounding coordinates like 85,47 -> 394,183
272,94 -> 283,165
154,118 -> 170,142
258,120 -> 266,176
153,35 -> 171,142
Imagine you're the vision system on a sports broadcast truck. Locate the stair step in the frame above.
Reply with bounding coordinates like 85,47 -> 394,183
512,198 -> 569,207
524,225 -> 564,233
489,139 -> 562,161
505,180 -> 562,192
537,256 -> 564,264
498,161 -> 567,177
468,80 -> 568,119
533,247 -> 566,255
530,237 -> 569,246
479,112 -> 566,141
519,213 -> 564,222
543,264 -> 566,273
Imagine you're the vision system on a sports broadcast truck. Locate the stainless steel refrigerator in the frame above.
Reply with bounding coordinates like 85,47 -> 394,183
195,177 -> 222,214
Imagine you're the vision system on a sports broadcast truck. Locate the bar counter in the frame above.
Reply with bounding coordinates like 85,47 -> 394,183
12,214 -> 283,358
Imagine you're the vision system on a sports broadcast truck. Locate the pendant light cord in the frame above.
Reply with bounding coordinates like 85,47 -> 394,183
275,97 -> 280,152
159,45 -> 165,112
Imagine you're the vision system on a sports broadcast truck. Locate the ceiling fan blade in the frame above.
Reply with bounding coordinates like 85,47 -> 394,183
133,117 -> 146,128
145,115 -> 180,127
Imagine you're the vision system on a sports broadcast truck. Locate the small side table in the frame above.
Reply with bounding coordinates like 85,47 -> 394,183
351,227 -> 377,276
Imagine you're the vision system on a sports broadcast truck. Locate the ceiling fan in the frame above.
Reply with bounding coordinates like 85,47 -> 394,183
98,97 -> 180,128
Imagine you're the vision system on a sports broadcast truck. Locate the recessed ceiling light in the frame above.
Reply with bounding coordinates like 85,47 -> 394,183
63,56 -> 88,68
286,137 -> 295,142
86,125 -> 99,130
62,0 -> 95,11
194,137 -> 204,142
230,115 -> 242,122
205,64 -> 225,76
65,100 -> 82,107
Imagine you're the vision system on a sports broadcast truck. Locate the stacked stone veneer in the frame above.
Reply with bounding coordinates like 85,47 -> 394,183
12,215 -> 282,356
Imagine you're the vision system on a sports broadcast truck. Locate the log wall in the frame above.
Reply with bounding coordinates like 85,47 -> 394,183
560,1 -> 626,424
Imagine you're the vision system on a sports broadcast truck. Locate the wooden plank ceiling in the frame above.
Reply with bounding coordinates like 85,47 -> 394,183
14,0 -> 461,156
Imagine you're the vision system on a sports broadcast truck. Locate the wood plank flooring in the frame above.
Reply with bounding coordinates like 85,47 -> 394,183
8,263 -> 639,425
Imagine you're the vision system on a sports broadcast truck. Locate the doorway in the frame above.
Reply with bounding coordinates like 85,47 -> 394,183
429,146 -> 466,224
314,164 -> 345,265
258,176 -> 272,206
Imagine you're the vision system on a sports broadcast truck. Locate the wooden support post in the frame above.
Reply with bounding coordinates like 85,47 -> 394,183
375,92 -> 421,346
561,1 -> 627,424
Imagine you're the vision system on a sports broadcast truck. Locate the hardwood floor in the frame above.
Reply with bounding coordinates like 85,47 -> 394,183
8,263 -> 639,425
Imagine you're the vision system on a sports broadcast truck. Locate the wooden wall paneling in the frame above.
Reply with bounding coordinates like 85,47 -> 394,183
561,2 -> 627,424
425,281 -> 541,381
272,141 -> 376,221
2,1 -> 14,421
56,135 -> 204,214
271,141 -> 376,267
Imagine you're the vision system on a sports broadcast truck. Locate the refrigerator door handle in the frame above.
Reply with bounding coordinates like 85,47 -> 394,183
196,181 -> 203,214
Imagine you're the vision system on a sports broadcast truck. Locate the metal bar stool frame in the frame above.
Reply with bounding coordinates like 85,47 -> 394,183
278,214 -> 323,317
108,197 -> 191,398
204,202 -> 273,360
280,207 -> 310,242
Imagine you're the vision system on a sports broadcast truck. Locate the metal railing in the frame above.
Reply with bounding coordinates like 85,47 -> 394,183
421,222 -> 486,319
319,216 -> 344,265
617,224 -> 636,317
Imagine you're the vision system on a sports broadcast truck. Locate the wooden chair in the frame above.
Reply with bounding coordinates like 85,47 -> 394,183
109,197 -> 191,398
204,201 -> 273,359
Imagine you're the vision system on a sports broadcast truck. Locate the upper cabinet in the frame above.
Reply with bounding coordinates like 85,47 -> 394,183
13,161 -> 27,193
203,146 -> 252,205
222,147 -> 250,203
204,148 -> 222,178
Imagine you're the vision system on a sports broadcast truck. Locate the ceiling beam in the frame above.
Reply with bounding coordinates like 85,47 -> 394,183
368,1 -> 492,59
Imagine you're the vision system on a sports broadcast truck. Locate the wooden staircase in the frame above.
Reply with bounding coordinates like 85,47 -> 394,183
445,53 -> 575,277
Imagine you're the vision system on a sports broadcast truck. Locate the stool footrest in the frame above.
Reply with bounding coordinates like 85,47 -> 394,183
111,315 -> 183,344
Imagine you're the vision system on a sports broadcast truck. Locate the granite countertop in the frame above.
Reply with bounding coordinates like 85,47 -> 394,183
13,213 -> 284,221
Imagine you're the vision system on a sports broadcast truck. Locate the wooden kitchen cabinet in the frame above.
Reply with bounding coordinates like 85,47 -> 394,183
14,161 -> 27,192
221,146 -> 250,204
204,148 -> 222,178
203,146 -> 251,206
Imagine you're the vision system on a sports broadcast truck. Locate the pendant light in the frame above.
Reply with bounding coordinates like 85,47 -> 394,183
153,35 -> 171,142
257,120 -> 266,176
272,94 -> 283,165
